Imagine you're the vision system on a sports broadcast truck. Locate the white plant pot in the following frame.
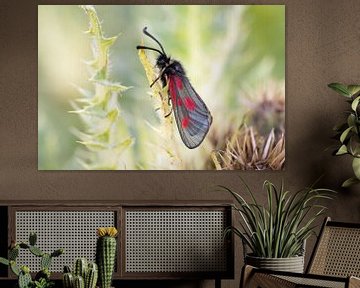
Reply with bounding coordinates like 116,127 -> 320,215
245,254 -> 305,273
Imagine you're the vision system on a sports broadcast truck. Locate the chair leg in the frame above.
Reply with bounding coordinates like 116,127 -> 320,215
215,278 -> 221,288
240,265 -> 255,288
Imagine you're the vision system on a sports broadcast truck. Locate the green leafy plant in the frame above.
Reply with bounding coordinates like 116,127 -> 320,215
71,5 -> 133,169
221,179 -> 334,258
0,232 -> 63,288
328,83 -> 360,187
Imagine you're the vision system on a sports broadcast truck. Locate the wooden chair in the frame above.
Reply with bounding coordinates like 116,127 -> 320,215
241,217 -> 360,288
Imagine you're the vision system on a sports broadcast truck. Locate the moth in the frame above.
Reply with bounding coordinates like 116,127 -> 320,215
137,27 -> 212,149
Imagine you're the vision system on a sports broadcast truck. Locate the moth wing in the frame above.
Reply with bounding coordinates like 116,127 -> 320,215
168,75 -> 212,149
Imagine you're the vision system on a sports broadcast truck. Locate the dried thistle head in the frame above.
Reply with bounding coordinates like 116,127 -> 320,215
212,125 -> 285,170
243,83 -> 285,138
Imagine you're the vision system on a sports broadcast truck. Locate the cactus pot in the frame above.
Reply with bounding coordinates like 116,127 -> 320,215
245,254 -> 304,273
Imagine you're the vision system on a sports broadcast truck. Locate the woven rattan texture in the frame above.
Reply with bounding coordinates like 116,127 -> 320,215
249,273 -> 297,288
125,210 -> 227,273
277,275 -> 345,288
15,211 -> 115,272
309,226 -> 360,277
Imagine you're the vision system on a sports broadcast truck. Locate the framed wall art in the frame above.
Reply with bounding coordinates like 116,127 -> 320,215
38,5 -> 285,170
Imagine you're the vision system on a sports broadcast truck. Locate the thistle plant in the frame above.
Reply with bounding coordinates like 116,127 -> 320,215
96,227 -> 118,288
137,45 -> 182,169
0,232 -> 63,288
212,125 -> 285,170
328,83 -> 360,187
220,179 -> 335,258
244,83 -> 285,138
71,5 -> 133,169
209,83 -> 285,170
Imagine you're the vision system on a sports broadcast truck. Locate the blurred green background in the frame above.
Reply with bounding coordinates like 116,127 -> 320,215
38,5 -> 285,170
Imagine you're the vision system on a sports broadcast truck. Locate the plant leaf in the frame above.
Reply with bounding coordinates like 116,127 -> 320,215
328,83 -> 351,97
348,85 -> 360,96
340,126 -> 353,143
0,257 -> 9,266
352,157 -> 360,180
351,96 -> 360,111
336,145 -> 348,155
342,177 -> 360,187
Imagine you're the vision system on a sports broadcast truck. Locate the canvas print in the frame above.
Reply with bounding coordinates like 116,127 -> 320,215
38,5 -> 285,170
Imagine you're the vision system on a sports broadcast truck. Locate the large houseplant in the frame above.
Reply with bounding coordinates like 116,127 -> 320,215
328,83 -> 360,187
221,179 -> 334,272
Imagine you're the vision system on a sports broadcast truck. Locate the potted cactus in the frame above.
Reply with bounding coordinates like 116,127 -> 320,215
96,227 -> 118,288
0,232 -> 63,288
62,258 -> 98,288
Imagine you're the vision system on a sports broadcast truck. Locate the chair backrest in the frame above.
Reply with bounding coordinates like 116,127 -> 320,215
307,217 -> 360,277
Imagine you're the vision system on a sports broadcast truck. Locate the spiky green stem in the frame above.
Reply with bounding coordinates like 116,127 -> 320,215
96,236 -> 116,288
85,263 -> 98,288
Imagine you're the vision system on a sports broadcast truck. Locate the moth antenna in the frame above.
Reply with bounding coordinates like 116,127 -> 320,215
136,45 -> 164,55
142,27 -> 167,56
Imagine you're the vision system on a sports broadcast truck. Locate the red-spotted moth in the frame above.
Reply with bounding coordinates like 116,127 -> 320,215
137,27 -> 212,149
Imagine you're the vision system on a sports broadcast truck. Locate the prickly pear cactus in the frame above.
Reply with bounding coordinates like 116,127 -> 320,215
96,227 -> 118,288
18,266 -> 32,288
29,245 -> 44,257
29,232 -> 37,246
41,253 -> 52,270
0,232 -> 63,288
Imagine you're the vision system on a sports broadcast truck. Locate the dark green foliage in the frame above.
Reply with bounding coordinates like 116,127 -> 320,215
96,236 -> 116,288
35,268 -> 50,281
329,83 -> 360,187
29,233 -> 37,246
33,278 -> 55,288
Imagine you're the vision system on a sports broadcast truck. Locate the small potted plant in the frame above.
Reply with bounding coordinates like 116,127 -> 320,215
328,83 -> 360,187
221,179 -> 334,273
